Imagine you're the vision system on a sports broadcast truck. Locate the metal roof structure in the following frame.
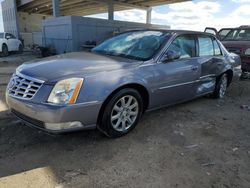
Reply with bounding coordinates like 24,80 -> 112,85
17,0 -> 190,17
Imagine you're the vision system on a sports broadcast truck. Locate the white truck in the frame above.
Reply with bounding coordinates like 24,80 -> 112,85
0,32 -> 23,57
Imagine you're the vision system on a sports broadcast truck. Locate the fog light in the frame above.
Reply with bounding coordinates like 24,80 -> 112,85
45,121 -> 83,131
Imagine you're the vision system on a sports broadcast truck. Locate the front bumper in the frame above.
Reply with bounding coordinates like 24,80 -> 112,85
6,94 -> 103,133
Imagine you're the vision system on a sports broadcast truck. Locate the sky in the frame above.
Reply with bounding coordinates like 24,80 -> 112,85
0,0 -> 250,32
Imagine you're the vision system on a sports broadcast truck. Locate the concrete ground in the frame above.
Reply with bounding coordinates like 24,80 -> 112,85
0,54 -> 250,188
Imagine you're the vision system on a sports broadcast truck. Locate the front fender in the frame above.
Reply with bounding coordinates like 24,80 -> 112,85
77,67 -> 150,103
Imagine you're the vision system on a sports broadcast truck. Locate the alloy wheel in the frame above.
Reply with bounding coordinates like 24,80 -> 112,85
111,95 -> 139,132
219,75 -> 227,98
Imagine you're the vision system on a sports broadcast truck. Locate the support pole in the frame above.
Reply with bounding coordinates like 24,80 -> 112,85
108,0 -> 114,20
146,8 -> 152,24
52,0 -> 60,17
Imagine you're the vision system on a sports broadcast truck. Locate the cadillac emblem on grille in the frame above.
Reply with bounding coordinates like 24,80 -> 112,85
8,76 -> 17,90
8,73 -> 44,100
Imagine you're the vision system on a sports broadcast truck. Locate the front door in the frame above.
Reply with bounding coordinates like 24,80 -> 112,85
151,35 -> 201,108
5,33 -> 15,51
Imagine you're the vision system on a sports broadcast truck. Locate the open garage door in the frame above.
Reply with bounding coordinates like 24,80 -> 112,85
1,0 -> 19,38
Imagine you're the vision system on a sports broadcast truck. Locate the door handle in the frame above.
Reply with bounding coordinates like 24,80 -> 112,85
191,66 -> 198,71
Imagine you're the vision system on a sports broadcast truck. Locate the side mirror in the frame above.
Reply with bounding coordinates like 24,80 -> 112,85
6,36 -> 10,40
162,50 -> 181,62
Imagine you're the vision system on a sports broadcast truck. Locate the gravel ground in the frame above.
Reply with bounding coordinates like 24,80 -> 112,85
0,55 -> 250,188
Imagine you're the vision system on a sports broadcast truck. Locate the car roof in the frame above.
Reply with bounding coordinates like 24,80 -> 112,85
239,25 -> 250,28
124,29 -> 215,37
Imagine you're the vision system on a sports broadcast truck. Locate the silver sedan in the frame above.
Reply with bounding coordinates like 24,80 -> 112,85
6,30 -> 236,137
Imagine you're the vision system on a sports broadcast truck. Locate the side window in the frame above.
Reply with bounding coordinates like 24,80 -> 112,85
5,33 -> 10,39
198,36 -> 214,56
213,39 -> 222,56
168,35 -> 196,59
219,29 -> 231,39
10,34 -> 16,39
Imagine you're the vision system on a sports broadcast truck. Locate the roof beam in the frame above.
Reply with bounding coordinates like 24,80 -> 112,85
17,0 -> 191,16
91,0 -> 149,10
18,0 -> 51,11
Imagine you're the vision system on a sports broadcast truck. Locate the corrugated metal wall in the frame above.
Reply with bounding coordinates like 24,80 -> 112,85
43,16 -> 170,54
1,0 -> 19,38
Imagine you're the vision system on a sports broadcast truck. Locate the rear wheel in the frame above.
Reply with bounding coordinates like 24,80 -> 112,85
2,44 -> 8,57
213,73 -> 228,99
98,88 -> 143,138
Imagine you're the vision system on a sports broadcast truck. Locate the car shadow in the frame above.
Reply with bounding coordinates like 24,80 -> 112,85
0,95 -> 209,181
0,99 -> 192,181
1,86 -> 242,185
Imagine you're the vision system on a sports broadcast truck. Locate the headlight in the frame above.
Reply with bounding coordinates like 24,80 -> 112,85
245,48 -> 250,56
48,78 -> 84,104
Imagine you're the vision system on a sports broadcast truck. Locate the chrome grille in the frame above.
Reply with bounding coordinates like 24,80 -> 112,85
8,72 -> 44,100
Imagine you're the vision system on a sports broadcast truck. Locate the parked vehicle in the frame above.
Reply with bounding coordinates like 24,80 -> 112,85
6,30 -> 236,137
0,32 -> 23,57
205,26 -> 250,78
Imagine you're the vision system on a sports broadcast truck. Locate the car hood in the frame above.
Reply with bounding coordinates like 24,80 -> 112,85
17,52 -> 142,82
222,40 -> 250,48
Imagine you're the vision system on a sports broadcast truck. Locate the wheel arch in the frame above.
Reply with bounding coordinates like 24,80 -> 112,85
216,69 -> 233,87
224,69 -> 233,86
2,43 -> 7,49
96,83 -> 150,126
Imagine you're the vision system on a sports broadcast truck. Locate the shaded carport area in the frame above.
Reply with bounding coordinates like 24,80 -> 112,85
1,1 -> 250,188
2,0 -> 189,53
17,0 -> 187,19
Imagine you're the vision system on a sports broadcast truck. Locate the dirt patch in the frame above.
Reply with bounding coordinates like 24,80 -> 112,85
0,60 -> 249,188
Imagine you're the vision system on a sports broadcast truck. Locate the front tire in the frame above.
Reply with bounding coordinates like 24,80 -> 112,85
1,44 -> 8,57
213,73 -> 228,99
98,88 -> 143,138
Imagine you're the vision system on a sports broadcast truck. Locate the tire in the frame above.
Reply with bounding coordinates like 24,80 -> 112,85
212,73 -> 228,99
18,44 -> 23,54
98,88 -> 143,138
1,44 -> 8,57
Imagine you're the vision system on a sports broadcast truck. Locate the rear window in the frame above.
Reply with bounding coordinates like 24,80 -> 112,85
223,29 -> 250,41
219,29 -> 232,39
213,39 -> 222,56
198,36 -> 214,56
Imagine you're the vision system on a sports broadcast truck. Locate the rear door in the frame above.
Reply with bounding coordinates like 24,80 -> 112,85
9,33 -> 19,51
196,35 -> 224,95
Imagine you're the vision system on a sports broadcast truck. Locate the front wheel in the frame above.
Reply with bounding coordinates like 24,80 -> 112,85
213,73 -> 228,99
1,44 -> 8,57
98,88 -> 143,138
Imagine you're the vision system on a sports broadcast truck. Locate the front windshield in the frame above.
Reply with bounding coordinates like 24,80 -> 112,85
0,33 -> 4,39
92,30 -> 171,61
223,28 -> 250,41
